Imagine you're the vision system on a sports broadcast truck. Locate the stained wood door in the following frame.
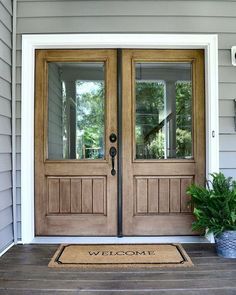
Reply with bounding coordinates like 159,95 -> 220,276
122,50 -> 205,235
35,50 -> 117,235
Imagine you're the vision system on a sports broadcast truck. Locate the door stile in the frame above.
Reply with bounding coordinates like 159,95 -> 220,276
122,50 -> 134,233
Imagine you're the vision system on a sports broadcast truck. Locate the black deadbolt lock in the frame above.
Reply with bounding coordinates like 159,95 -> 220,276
109,133 -> 117,143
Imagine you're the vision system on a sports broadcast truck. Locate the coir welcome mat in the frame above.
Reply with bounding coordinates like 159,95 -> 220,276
48,244 -> 193,268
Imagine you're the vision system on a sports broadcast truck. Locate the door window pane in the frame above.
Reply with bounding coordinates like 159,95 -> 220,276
135,62 -> 192,160
48,62 -> 105,160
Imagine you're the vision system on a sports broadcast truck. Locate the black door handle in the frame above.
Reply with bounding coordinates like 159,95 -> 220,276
109,147 -> 117,176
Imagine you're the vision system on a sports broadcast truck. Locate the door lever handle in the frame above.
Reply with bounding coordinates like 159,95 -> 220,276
109,147 -> 117,176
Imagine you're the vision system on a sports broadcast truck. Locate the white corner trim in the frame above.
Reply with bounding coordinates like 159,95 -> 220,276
21,34 -> 219,244
0,243 -> 14,257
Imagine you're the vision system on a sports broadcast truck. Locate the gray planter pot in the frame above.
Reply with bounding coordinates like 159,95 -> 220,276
215,230 -> 236,258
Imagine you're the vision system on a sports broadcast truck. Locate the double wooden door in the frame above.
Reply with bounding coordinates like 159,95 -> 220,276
35,49 -> 205,236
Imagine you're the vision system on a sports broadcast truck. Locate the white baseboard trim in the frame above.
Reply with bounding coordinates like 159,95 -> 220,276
18,236 -> 211,244
0,242 -> 14,257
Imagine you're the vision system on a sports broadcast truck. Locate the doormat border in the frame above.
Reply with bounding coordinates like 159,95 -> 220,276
48,243 -> 193,268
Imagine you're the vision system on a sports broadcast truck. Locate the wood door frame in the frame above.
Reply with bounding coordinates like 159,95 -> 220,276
21,34 -> 218,244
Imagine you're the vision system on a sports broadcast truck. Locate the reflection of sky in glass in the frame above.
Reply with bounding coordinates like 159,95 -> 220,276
76,81 -> 101,96
76,81 -> 102,117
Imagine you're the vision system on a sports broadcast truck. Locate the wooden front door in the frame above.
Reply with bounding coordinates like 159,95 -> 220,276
122,50 -> 205,235
35,50 -> 117,235
35,49 -> 205,236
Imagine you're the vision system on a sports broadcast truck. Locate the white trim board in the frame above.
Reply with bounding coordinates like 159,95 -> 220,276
21,34 -> 219,244
30,236 -> 208,244
0,243 -> 14,257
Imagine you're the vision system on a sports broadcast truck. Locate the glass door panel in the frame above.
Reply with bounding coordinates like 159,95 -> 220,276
47,62 -> 105,160
135,62 -> 192,160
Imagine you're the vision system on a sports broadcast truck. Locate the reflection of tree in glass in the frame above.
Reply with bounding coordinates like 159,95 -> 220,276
136,81 -> 192,159
136,82 -> 164,159
76,81 -> 104,159
176,81 -> 192,158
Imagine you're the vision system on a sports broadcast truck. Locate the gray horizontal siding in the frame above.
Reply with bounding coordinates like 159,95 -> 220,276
219,83 -> 236,99
0,189 -> 12,211
220,134 -> 236,151
0,206 -> 13,231
0,0 -> 12,15
16,101 -> 20,118
0,224 -> 13,253
0,20 -> 11,48
0,58 -> 11,82
0,135 -> 11,153
0,0 -> 13,253
0,154 -> 11,172
0,116 -> 11,135
220,152 -> 236,168
0,171 -> 12,194
0,40 -> 11,65
16,136 -> 21,153
0,96 -> 11,117
0,78 -> 11,100
15,16 -> 236,34
221,168 -> 236,179
16,1 -> 236,18
15,0 -> 236,240
219,118 -> 235,134
0,2 -> 12,30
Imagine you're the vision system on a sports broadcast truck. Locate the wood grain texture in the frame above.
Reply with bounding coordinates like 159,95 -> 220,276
181,178 -> 192,213
35,49 -> 117,235
48,178 -> 59,214
70,178 -> 82,213
81,179 -> 93,213
59,179 -> 71,213
148,178 -> 159,213
92,178 -> 105,214
134,176 -> 193,216
47,177 -> 107,215
136,178 -> 148,214
123,49 -> 205,235
170,178 -> 181,213
159,179 -> 170,213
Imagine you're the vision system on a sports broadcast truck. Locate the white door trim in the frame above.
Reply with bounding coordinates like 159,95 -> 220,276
21,34 -> 219,244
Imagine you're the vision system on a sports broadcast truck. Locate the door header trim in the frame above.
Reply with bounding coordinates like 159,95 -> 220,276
21,34 -> 219,244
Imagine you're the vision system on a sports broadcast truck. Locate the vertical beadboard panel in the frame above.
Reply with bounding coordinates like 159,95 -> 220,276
48,178 -> 59,214
81,179 -> 93,213
15,0 -> 236,238
71,178 -> 82,213
0,0 -> 13,253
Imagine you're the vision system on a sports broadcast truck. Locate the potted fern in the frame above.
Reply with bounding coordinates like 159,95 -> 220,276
187,172 -> 236,258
